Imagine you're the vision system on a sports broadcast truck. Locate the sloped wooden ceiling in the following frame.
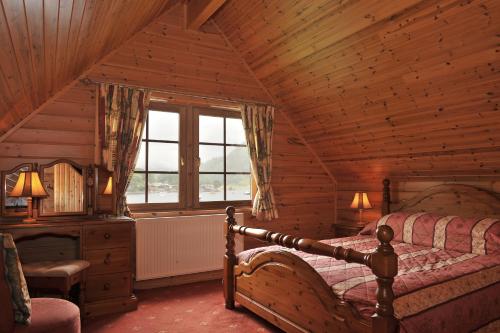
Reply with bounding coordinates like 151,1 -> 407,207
0,0 -> 175,138
214,0 -> 500,179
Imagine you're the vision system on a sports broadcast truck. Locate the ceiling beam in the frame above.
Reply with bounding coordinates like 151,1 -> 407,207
185,0 -> 226,30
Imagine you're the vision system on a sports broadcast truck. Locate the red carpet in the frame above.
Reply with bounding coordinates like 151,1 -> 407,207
83,280 -> 282,333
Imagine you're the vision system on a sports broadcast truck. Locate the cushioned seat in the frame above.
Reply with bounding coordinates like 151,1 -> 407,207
1,233 -> 81,333
23,260 -> 90,278
22,259 -> 89,305
14,298 -> 81,333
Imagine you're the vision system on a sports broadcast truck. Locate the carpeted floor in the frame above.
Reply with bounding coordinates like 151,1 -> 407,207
82,280 -> 283,333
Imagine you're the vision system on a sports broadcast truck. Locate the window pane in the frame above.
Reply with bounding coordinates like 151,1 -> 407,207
149,111 -> 179,141
199,115 -> 223,143
226,146 -> 250,172
227,174 -> 251,201
149,142 -> 178,172
135,142 -> 146,171
226,118 -> 246,145
148,173 -> 179,203
199,174 -> 224,202
199,145 -> 223,172
126,173 -> 145,203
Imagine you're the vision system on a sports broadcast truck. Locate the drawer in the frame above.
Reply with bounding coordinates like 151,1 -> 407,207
86,272 -> 130,302
85,225 -> 131,249
85,248 -> 130,276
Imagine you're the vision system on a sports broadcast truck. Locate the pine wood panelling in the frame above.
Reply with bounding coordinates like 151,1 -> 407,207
86,5 -> 268,102
0,0 -> 174,138
245,111 -> 336,248
215,0 -> 500,225
0,83 -> 95,170
186,0 -> 227,30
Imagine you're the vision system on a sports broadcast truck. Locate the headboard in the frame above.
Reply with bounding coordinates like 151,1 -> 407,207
382,179 -> 500,218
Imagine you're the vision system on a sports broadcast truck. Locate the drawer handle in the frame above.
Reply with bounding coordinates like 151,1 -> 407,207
104,254 -> 111,265
104,233 -> 111,240
103,282 -> 111,291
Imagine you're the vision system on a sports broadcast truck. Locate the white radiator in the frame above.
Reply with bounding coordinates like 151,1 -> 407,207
135,213 -> 244,281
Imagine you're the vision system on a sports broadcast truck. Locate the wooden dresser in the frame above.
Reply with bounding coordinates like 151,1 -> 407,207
0,217 -> 136,317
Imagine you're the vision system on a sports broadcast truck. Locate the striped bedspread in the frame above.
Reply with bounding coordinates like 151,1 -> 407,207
238,235 -> 500,333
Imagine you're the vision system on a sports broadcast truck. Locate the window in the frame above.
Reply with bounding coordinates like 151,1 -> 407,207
127,109 -> 181,206
126,103 -> 252,210
198,114 -> 251,203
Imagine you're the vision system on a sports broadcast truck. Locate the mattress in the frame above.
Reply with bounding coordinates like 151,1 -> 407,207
238,235 -> 500,333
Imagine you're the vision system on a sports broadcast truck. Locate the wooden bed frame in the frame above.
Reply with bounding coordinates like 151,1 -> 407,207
223,179 -> 500,333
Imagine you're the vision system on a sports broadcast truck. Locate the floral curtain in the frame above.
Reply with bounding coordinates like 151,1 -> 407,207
241,104 -> 278,221
99,84 -> 151,216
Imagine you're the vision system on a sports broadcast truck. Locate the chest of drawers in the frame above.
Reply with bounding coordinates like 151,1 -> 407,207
0,217 -> 137,317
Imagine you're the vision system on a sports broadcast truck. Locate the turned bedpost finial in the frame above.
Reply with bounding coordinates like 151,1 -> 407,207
372,224 -> 398,333
382,179 -> 391,216
224,206 -> 236,309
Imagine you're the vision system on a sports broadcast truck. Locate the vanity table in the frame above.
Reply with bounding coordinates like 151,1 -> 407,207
1,159 -> 136,317
0,217 -> 137,317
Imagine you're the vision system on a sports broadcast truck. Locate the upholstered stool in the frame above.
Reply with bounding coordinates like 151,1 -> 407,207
22,260 -> 90,306
14,298 -> 81,333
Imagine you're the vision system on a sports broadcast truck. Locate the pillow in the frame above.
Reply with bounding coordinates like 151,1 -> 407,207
365,212 -> 500,255
1,233 -> 31,324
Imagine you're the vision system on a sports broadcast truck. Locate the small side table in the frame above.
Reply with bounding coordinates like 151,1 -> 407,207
333,223 -> 364,238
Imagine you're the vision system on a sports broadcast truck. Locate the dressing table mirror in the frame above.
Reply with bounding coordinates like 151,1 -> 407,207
1,163 -> 33,217
40,159 -> 87,216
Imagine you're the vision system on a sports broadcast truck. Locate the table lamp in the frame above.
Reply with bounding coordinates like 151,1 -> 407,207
350,192 -> 372,224
8,170 -> 48,222
103,176 -> 113,195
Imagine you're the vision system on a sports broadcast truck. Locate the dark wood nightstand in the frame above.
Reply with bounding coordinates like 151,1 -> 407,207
333,223 -> 364,238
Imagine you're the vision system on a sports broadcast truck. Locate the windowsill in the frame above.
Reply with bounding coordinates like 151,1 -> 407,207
130,206 -> 252,219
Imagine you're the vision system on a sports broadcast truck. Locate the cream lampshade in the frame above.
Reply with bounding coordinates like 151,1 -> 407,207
350,192 -> 372,224
8,171 -> 48,223
103,176 -> 113,195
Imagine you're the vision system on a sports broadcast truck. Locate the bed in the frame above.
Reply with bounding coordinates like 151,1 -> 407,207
223,179 -> 500,333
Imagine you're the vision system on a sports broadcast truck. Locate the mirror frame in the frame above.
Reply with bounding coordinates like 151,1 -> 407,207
1,163 -> 33,217
39,159 -> 87,217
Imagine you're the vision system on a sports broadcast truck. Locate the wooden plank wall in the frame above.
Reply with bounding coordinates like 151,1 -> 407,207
0,0 -> 173,138
86,5 -> 268,102
0,82 -> 96,171
214,0 -> 500,225
0,4 -> 336,244
247,111 -> 335,248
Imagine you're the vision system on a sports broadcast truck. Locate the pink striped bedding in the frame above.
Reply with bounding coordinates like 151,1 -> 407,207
238,213 -> 500,333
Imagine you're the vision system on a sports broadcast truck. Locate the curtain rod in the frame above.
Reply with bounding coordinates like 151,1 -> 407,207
80,78 -> 271,106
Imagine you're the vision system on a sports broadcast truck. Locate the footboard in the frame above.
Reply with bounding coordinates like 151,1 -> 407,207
224,207 -> 399,333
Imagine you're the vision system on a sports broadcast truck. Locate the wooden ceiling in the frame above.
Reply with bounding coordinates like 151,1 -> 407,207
0,0 -> 498,181
0,0 -> 174,138
214,0 -> 500,178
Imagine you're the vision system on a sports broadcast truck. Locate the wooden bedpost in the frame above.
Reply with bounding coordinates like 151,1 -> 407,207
371,225 -> 398,333
224,206 -> 236,309
382,179 -> 391,216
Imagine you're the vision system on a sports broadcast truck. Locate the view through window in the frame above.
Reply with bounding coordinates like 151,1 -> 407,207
127,110 -> 180,204
126,106 -> 252,208
199,115 -> 251,202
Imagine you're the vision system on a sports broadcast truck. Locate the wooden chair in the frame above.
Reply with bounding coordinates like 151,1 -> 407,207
22,259 -> 90,306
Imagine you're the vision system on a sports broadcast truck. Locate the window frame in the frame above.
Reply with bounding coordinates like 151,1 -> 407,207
127,103 -> 187,211
127,103 -> 253,212
193,107 -> 253,209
